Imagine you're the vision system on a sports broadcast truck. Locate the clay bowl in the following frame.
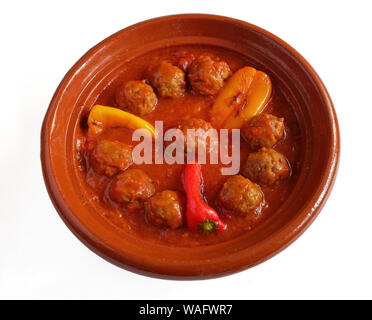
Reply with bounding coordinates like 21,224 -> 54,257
41,14 -> 339,279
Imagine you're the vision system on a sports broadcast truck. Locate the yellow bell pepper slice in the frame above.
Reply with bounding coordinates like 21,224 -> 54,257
210,66 -> 272,129
87,105 -> 156,138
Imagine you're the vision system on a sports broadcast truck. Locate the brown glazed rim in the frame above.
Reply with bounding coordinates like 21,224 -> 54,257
41,14 -> 340,279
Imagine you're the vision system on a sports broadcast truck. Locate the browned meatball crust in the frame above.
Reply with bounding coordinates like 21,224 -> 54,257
148,61 -> 186,98
90,139 -> 132,177
176,118 -> 216,154
188,55 -> 231,95
218,175 -> 263,216
242,147 -> 290,186
115,80 -> 157,116
242,113 -> 285,149
109,169 -> 155,203
145,190 -> 185,229
178,117 -> 214,134
173,50 -> 196,72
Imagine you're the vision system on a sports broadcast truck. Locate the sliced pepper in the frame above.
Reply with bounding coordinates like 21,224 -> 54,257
210,66 -> 272,129
87,105 -> 156,138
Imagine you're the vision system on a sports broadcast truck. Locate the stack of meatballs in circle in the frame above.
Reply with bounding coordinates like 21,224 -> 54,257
86,51 -> 291,232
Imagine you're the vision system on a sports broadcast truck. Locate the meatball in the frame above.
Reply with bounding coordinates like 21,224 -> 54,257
242,113 -> 285,149
242,147 -> 290,186
219,175 -> 263,215
178,117 -> 213,133
188,55 -> 231,95
145,190 -> 185,229
173,50 -> 196,72
109,169 -> 155,203
115,80 -> 157,116
148,61 -> 186,98
90,139 -> 132,177
177,118 -> 217,154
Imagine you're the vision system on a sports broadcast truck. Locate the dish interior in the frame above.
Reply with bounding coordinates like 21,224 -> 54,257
74,44 -> 304,247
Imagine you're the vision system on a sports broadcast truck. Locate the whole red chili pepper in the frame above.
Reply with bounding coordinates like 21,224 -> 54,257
183,162 -> 226,234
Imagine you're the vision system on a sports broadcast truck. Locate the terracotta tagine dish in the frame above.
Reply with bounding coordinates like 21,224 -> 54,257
41,14 -> 340,279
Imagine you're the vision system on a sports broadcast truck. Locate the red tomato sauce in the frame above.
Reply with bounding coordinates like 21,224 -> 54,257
77,45 -> 302,247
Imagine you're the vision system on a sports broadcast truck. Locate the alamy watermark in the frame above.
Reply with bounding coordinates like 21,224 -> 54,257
132,121 -> 240,175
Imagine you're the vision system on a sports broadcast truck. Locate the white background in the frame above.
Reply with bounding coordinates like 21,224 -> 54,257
1,0 -> 371,299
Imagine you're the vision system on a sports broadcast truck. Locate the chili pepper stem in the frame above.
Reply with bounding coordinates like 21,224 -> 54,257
196,219 -> 219,234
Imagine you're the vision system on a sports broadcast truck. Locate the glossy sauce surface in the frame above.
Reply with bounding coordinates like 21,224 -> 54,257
78,45 -> 302,247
